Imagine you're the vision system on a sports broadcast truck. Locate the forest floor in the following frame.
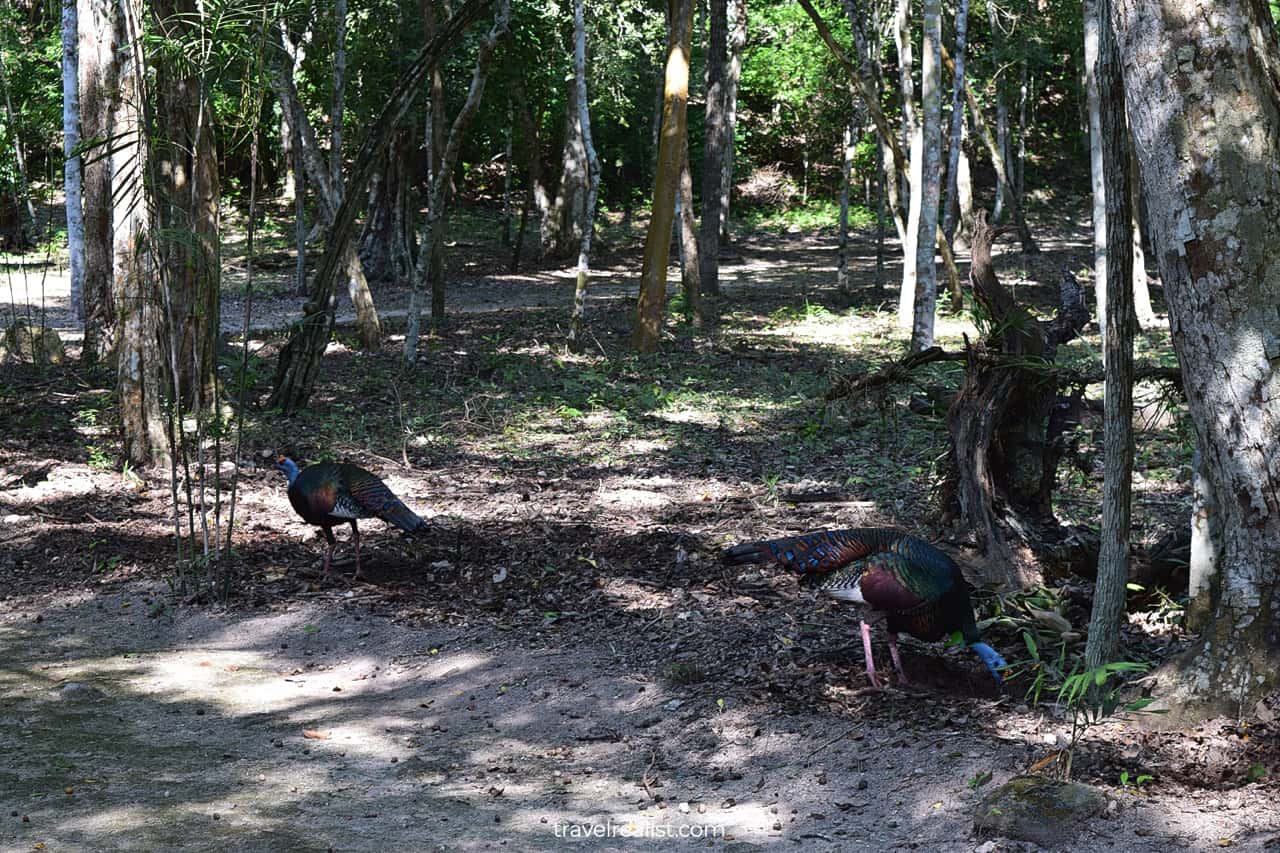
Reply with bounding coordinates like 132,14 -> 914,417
2,199 -> 1278,851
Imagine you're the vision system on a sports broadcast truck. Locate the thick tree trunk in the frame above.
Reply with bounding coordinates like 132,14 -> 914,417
358,127 -> 413,282
942,211 -> 1089,588
698,0 -> 728,298
909,0 -> 942,352
78,0 -> 115,363
114,0 -> 167,465
511,80 -> 552,262
1083,0 -> 1134,672
1111,0 -> 1280,722
62,0 -> 85,325
632,0 -> 692,352
566,0 -> 603,350
154,0 -> 221,411
719,0 -> 746,243
544,84 -> 589,260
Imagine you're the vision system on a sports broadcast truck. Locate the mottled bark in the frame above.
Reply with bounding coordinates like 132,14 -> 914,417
837,117 -> 855,293
544,83 -> 589,260
1083,0 -> 1134,672
78,0 -> 115,363
114,0 -> 166,465
677,138 -> 701,325
909,0 -> 942,352
632,0 -> 692,352
1112,0 -> 1280,722
941,0 -> 967,243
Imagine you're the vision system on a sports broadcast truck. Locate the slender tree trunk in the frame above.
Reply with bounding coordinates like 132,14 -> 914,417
567,0 -> 603,350
62,0 -> 84,324
78,0 -> 114,363
909,0 -> 942,351
677,137 -> 702,324
1085,0 -> 1110,342
545,82 -> 589,260
501,104 -> 513,247
955,120 -> 973,250
632,0 -> 692,352
511,80 -> 552,259
698,0 -> 728,298
330,0 -> 347,195
837,116 -> 854,293
405,0 -> 510,359
875,138 -> 886,294
1083,0 -> 1134,672
719,0 -> 746,244
1112,0 -> 1280,722
942,0 -> 967,243
895,0 -> 918,330
291,107 -> 307,294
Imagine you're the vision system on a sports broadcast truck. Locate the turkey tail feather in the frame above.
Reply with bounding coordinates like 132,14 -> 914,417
379,501 -> 428,535
723,542 -> 771,566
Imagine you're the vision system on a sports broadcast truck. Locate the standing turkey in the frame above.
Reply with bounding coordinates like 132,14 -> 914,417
275,456 -> 429,579
723,528 -> 1006,686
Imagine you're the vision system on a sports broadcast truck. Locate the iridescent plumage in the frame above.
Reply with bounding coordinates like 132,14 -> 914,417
275,456 -> 428,579
724,528 -> 1006,686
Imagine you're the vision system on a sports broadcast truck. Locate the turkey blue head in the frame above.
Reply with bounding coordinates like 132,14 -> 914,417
275,455 -> 301,485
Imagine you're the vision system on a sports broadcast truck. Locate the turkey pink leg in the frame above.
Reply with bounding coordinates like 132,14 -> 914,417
887,632 -> 909,683
860,620 -> 882,687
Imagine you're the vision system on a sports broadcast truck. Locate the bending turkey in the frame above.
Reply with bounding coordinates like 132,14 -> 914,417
275,456 -> 428,579
724,527 -> 1006,686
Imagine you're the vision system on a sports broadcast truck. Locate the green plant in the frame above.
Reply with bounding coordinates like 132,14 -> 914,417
1119,770 -> 1154,789
967,770 -> 993,789
1057,661 -> 1164,780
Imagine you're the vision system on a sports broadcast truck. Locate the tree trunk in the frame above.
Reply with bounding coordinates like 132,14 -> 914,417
544,82 -> 589,260
941,0 -> 967,244
511,80 -> 552,262
837,116 -> 854,293
270,0 -> 490,412
1129,145 -> 1159,328
405,0 -> 510,358
719,0 -> 746,243
632,0 -> 692,352
358,126 -> 413,282
153,0 -> 221,411
909,0 -> 942,352
330,0 -> 347,195
1083,0 -> 1134,672
1111,0 -> 1280,722
1185,445 -> 1220,632
114,0 -> 167,466
942,211 -> 1090,588
62,0 -> 85,324
698,0 -> 728,298
567,0 -> 603,350
1084,0 -> 1109,342
894,0 -> 918,331
677,137 -> 702,325
78,0 -> 115,363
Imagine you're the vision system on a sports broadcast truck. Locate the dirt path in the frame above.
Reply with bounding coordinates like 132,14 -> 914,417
4,580 -> 1273,852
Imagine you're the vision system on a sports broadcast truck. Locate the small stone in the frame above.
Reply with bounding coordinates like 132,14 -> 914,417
857,779 -> 868,791
974,775 -> 1106,847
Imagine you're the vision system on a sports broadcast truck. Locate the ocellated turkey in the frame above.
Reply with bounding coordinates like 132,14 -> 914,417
724,528 -> 1006,686
275,456 -> 429,579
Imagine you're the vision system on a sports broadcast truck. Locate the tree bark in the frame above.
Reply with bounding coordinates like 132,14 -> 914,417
270,0 -> 490,412
677,137 -> 702,325
632,0 -> 692,352
544,80 -> 589,260
330,0 -> 347,195
1129,145 -> 1159,328
942,211 -> 1090,588
1083,0 -> 1134,672
894,0 -> 919,331
0,40 -> 37,247
941,0 -> 967,244
1112,0 -> 1280,722
698,0 -> 728,298
719,0 -> 746,244
1084,0 -> 1110,342
62,0 -> 85,325
909,0 -> 942,352
567,0 -> 603,350
153,0 -> 221,411
837,115 -> 855,294
78,0 -> 115,363
114,0 -> 167,465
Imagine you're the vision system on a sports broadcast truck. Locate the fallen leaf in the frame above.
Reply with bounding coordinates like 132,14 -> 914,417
303,729 -> 331,740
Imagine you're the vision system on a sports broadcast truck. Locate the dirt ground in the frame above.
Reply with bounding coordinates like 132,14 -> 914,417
3,207 -> 1279,851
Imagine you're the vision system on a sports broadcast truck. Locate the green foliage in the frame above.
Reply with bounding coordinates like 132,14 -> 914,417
1056,661 -> 1164,780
